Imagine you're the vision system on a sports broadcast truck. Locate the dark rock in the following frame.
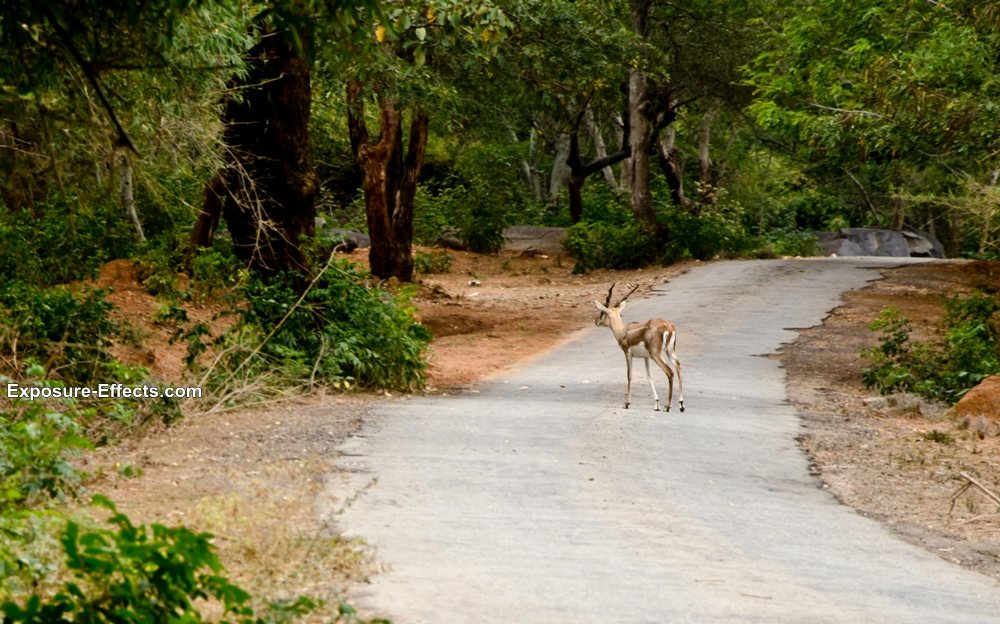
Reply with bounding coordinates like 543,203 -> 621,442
502,226 -> 567,255
816,227 -> 944,258
322,228 -> 370,251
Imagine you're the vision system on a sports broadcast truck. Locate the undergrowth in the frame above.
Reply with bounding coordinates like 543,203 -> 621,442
861,291 -> 1000,402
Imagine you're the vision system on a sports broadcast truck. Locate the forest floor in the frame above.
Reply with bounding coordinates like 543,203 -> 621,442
86,250 -> 1000,617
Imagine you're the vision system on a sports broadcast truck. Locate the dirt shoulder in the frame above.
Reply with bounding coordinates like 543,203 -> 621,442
88,251 -> 1000,616
783,260 -> 1000,580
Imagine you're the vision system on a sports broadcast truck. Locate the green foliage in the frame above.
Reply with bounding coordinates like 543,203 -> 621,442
0,396 -> 90,510
563,221 -> 658,274
0,284 -> 118,385
862,293 -> 1000,402
746,0 -> 1000,241
211,256 -> 429,395
1,497 -> 316,624
414,250 -> 453,274
0,197 -> 134,287
413,180 -> 508,253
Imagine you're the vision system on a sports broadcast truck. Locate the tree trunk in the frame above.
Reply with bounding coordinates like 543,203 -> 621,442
697,110 -> 718,205
628,67 -> 656,227
549,132 -> 572,205
567,109 -> 631,223
627,0 -> 656,229
347,80 -> 428,282
585,109 -> 620,191
199,26 -> 318,276
657,127 -> 693,211
116,148 -> 145,242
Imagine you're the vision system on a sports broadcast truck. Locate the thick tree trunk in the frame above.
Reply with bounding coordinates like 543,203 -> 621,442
199,27 -> 318,275
346,80 -> 428,282
628,68 -> 656,228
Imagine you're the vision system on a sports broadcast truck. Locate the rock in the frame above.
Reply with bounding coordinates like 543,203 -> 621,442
816,227 -> 944,258
952,376 -> 1000,425
502,226 -> 567,255
322,228 -> 370,251
901,229 -> 945,258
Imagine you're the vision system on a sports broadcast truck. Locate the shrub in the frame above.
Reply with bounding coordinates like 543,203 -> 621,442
563,220 -> 659,274
0,195 -> 133,287
862,292 -> 1000,402
414,250 -> 453,274
0,285 -> 118,385
1,497 -> 316,624
208,257 -> 430,396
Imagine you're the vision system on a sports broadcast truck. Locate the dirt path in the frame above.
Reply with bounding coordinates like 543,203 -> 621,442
90,251 -> 1000,618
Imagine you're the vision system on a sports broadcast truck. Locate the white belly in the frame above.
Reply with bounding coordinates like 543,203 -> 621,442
629,344 -> 651,359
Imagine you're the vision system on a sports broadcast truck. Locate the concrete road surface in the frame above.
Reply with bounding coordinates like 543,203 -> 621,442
334,258 -> 1000,623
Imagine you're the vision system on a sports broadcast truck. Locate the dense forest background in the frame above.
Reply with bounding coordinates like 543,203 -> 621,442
1,0 -> 999,619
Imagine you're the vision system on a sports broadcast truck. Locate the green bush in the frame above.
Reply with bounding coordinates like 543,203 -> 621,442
0,285 -> 118,385
1,497 -> 315,624
0,196 -> 134,287
862,292 -> 1000,402
211,257 -> 430,394
414,250 -> 453,274
0,394 -> 90,510
563,220 -> 659,273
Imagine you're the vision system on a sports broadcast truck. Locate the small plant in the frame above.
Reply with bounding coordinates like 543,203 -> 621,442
919,429 -> 955,445
414,250 -> 453,274
1,497 -> 316,623
862,292 -> 1000,403
153,303 -> 189,326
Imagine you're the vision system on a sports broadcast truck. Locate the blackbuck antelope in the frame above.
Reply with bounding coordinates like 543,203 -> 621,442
594,283 -> 685,412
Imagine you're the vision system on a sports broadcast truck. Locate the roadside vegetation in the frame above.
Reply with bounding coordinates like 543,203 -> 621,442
1,0 -> 999,619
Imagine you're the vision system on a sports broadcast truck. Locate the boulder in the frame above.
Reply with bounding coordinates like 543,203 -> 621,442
322,228 -> 371,251
816,227 -> 944,258
952,376 -> 1000,424
901,229 -> 945,258
502,226 -> 567,255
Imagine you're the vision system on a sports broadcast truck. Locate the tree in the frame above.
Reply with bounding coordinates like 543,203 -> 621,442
346,79 -> 427,281
193,19 -> 318,275
747,0 -> 1000,251
332,0 -> 509,281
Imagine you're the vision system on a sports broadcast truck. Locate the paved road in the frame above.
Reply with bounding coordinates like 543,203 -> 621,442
334,258 -> 1000,623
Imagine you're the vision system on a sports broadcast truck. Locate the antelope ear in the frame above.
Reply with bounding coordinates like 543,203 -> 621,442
594,300 -> 609,312
618,300 -> 629,311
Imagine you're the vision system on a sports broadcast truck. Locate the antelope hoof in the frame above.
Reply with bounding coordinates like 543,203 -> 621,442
680,403 -> 686,413
624,402 -> 630,409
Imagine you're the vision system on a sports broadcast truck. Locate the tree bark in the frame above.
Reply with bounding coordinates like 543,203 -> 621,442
627,0 -> 656,229
585,109 -> 620,191
567,109 -> 631,223
657,127 -> 693,211
116,148 -> 145,242
198,27 -> 318,276
346,80 -> 428,282
549,132 -> 572,205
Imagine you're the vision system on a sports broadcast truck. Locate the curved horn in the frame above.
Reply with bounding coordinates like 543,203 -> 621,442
604,283 -> 616,307
617,284 -> 640,306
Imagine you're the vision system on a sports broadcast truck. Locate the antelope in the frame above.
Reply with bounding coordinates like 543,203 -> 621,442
594,283 -> 685,412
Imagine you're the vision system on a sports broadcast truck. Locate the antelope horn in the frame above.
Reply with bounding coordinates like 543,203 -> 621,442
617,284 -> 640,306
604,283 -> 616,307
